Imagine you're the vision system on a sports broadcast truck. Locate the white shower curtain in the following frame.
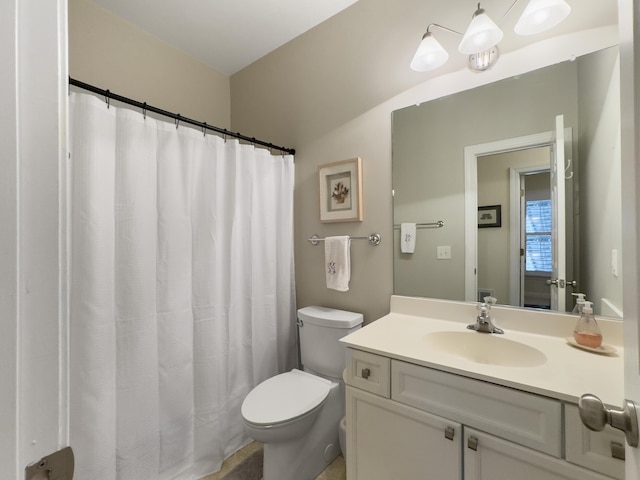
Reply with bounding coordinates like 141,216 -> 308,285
68,92 -> 296,479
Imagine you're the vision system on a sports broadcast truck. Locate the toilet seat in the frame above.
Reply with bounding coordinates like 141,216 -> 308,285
241,369 -> 331,426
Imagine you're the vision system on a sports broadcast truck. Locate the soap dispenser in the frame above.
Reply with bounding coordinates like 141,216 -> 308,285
571,293 -> 587,314
573,301 -> 603,348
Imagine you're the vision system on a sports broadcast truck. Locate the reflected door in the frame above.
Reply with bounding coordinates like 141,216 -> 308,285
550,115 -> 567,311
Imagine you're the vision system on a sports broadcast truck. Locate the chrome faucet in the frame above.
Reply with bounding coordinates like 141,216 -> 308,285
467,297 -> 504,334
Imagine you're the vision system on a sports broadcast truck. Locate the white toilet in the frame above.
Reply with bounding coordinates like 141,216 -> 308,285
241,306 -> 363,480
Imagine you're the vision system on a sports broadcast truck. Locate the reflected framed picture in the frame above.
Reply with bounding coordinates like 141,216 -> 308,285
318,157 -> 363,222
478,205 -> 501,228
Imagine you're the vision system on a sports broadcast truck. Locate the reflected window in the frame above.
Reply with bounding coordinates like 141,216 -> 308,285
525,200 -> 552,272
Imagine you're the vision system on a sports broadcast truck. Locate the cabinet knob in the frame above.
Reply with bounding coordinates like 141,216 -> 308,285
444,426 -> 455,441
467,436 -> 479,451
361,368 -> 371,379
578,394 -> 639,448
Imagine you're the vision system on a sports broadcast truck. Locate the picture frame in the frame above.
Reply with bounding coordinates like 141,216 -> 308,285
478,205 -> 502,228
318,157 -> 363,222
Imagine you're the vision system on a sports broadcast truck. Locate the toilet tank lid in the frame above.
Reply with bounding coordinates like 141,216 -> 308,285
297,306 -> 363,328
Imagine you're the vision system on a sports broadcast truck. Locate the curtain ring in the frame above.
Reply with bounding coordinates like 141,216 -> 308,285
175,115 -> 180,129
142,102 -> 147,120
202,122 -> 207,137
105,90 -> 110,109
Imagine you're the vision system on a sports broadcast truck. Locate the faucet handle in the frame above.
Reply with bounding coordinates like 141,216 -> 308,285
476,303 -> 489,317
483,296 -> 497,306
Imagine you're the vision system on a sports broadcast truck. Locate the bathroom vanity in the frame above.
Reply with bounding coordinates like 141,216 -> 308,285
341,296 -> 625,480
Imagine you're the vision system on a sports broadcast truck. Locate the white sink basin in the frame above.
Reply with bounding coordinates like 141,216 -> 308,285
424,331 -> 547,367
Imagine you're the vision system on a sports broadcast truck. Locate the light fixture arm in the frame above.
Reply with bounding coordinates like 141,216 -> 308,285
497,0 -> 525,24
425,23 -> 463,37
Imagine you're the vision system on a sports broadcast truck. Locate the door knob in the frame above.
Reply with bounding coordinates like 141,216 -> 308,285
546,279 -> 559,286
578,394 -> 639,448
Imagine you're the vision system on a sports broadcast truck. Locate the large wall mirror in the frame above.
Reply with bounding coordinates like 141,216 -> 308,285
392,46 -> 622,317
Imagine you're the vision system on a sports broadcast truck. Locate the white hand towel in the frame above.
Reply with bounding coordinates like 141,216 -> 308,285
400,223 -> 417,253
325,236 -> 351,292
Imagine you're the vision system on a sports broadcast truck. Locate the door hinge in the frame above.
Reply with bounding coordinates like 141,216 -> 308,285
25,446 -> 74,480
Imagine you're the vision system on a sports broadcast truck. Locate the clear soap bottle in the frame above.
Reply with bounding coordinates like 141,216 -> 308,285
573,301 -> 603,348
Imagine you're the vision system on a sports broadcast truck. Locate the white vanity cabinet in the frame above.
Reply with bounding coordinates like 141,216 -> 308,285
346,386 -> 462,480
345,348 -> 622,480
463,428 -> 611,480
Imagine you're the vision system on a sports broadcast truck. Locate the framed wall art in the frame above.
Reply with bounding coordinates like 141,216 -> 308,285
478,205 -> 502,228
318,157 -> 363,222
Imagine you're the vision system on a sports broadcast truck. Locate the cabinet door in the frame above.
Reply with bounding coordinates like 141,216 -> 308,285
464,428 -> 612,480
346,386 -> 462,480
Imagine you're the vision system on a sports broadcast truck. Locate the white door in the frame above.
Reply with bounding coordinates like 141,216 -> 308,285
620,0 -> 640,475
579,0 -> 640,475
1,0 -> 69,477
550,115 -> 567,311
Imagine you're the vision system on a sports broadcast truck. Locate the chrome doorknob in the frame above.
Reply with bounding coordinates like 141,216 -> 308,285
567,280 -> 578,287
578,394 -> 639,448
546,279 -> 559,286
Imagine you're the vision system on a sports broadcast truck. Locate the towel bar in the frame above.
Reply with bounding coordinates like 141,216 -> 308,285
393,220 -> 444,229
308,234 -> 381,246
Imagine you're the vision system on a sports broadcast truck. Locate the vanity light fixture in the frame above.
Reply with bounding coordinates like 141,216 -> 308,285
410,0 -> 571,72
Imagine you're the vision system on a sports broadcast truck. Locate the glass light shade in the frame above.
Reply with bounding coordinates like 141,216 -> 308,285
458,10 -> 504,54
410,33 -> 449,72
514,0 -> 571,36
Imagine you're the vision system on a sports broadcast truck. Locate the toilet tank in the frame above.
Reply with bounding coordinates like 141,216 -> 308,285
297,306 -> 363,378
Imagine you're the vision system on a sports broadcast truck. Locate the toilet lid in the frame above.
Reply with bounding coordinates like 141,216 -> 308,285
241,369 -> 331,425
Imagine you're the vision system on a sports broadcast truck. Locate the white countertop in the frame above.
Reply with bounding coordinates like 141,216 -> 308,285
340,296 -> 624,407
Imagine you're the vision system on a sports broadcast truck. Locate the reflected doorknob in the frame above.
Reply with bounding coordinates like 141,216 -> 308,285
578,394 -> 639,448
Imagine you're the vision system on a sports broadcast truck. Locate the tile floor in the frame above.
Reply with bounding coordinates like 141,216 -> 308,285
200,441 -> 346,480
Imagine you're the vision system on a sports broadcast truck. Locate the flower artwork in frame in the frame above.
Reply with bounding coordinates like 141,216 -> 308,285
318,157 -> 363,222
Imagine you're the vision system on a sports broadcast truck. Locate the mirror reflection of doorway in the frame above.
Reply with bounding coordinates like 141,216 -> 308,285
476,140 -> 574,310
477,147 -> 550,308
466,120 -> 575,311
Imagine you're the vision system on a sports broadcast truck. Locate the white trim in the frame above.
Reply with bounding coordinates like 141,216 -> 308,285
0,1 -> 19,477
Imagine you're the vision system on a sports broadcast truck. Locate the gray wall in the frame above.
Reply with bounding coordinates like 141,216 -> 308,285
69,0 -> 231,128
578,47 -> 623,312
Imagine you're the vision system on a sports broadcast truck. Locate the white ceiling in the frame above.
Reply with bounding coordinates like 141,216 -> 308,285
89,0 -> 359,76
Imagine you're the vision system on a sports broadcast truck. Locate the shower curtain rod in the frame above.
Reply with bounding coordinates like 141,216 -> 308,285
69,77 -> 296,155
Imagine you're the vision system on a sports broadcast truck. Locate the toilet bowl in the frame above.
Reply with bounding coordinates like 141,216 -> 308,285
240,306 -> 363,480
242,369 -> 343,480
241,369 -> 332,444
